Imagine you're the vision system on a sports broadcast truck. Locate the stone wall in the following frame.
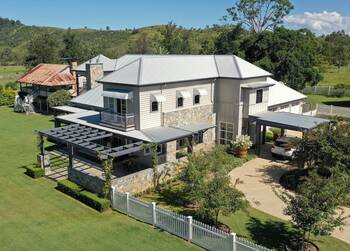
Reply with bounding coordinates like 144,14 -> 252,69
112,160 -> 183,194
68,166 -> 105,195
86,63 -> 103,90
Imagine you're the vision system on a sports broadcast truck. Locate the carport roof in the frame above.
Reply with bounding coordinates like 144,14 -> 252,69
249,111 -> 329,131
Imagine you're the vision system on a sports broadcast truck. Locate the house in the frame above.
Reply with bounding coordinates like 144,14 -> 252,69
17,63 -> 77,113
37,54 -> 327,193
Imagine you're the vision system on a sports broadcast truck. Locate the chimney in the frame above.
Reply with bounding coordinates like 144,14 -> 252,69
86,63 -> 104,90
70,61 -> 78,96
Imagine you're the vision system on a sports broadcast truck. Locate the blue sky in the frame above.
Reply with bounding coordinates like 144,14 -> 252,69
0,0 -> 349,34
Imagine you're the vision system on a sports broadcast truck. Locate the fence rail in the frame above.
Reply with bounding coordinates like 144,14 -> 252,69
112,188 -> 271,251
316,103 -> 350,118
302,85 -> 350,97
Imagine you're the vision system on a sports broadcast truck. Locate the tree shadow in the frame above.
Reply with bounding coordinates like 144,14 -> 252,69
323,100 -> 350,107
246,217 -> 299,251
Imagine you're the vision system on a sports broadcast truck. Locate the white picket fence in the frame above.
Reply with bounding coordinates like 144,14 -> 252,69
111,188 -> 271,251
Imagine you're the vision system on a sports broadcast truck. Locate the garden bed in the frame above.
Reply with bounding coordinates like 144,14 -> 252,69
24,163 -> 44,178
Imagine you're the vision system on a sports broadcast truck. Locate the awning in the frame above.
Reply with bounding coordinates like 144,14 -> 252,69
102,89 -> 133,100
178,122 -> 216,133
241,82 -> 275,89
249,111 -> 329,131
150,93 -> 166,102
176,90 -> 191,98
194,88 -> 208,96
142,126 -> 192,143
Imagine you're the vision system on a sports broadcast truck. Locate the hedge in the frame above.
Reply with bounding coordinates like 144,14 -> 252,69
57,179 -> 110,212
25,164 -> 44,178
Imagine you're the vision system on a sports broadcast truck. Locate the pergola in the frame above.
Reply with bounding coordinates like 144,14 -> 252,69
249,111 -> 329,155
37,123 -> 144,169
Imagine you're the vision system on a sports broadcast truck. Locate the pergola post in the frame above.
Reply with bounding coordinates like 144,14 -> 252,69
262,125 -> 266,144
280,128 -> 285,137
255,123 -> 262,155
68,144 -> 74,169
37,133 -> 50,174
39,134 -> 45,156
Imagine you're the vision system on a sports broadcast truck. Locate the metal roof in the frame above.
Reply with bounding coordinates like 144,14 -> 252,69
241,82 -> 275,89
267,78 -> 307,107
142,126 -> 193,143
70,85 -> 104,109
17,64 -> 75,86
98,54 -> 272,86
75,54 -> 118,73
177,122 -> 216,133
250,111 -> 329,131
52,106 -> 88,114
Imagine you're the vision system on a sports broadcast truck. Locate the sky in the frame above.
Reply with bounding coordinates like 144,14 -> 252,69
0,0 -> 350,34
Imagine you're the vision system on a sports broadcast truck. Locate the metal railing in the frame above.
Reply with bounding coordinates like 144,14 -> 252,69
100,111 -> 135,129
111,189 -> 271,251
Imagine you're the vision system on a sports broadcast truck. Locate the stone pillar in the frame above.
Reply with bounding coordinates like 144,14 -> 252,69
86,63 -> 103,90
165,140 -> 177,162
37,134 -> 50,174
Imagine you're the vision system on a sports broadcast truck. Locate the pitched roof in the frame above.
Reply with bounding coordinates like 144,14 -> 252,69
74,54 -> 118,72
70,85 -> 104,109
98,54 -> 272,86
17,64 -> 75,86
267,77 -> 306,107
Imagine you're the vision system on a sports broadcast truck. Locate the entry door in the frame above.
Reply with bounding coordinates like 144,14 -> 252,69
115,99 -> 127,115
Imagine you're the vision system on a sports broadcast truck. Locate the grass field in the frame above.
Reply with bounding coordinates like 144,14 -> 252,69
307,94 -> 350,109
0,107 -> 200,251
141,181 -> 350,251
0,65 -> 26,86
319,66 -> 350,87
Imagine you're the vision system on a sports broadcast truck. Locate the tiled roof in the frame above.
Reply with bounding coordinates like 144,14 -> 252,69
17,64 -> 75,86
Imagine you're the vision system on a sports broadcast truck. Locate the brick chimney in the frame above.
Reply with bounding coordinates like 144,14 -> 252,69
86,63 -> 103,90
70,62 -> 78,95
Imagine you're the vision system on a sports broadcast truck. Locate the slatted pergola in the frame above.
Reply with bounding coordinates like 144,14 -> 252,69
37,124 -> 144,167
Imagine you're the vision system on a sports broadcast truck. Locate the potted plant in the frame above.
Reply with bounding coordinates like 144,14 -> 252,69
231,135 -> 252,158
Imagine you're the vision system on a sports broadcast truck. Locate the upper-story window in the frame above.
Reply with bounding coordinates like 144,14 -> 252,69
151,101 -> 159,112
256,89 -> 263,104
194,94 -> 200,105
177,97 -> 184,108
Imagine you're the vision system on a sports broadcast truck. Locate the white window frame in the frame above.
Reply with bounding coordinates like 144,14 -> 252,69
219,121 -> 234,145
193,94 -> 200,105
177,97 -> 184,108
256,89 -> 263,104
151,101 -> 159,112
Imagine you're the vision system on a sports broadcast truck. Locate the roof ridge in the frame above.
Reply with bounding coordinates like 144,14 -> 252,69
137,57 -> 143,85
232,55 -> 242,79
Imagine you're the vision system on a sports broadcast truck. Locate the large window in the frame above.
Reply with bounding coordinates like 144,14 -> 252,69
104,98 -> 127,114
116,99 -> 126,114
194,94 -> 200,105
176,138 -> 188,150
256,89 -> 263,104
151,101 -> 159,112
219,122 -> 234,145
177,97 -> 183,108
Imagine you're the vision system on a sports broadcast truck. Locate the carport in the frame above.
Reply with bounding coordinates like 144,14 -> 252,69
249,111 -> 329,155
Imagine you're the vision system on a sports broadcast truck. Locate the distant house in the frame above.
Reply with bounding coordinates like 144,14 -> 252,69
17,63 -> 77,113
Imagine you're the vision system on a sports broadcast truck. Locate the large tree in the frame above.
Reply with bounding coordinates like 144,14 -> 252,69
61,29 -> 84,62
25,31 -> 60,67
224,0 -> 293,32
241,28 -> 322,90
322,30 -> 350,68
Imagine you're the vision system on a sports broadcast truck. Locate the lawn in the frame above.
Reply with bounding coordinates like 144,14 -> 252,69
307,94 -> 350,109
319,66 -> 350,87
0,107 -> 200,251
141,180 -> 350,251
0,65 -> 26,86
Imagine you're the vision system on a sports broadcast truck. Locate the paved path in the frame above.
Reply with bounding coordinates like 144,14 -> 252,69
229,146 -> 350,244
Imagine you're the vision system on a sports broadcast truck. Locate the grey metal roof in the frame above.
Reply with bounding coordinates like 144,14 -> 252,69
249,111 -> 329,131
70,85 -> 104,109
98,54 -> 272,86
178,122 -> 216,133
241,82 -> 275,89
52,106 -> 88,114
142,126 -> 193,143
75,54 -> 118,73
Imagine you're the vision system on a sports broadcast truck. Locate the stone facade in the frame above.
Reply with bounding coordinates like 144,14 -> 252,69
86,63 -> 103,90
166,140 -> 177,162
68,166 -> 105,195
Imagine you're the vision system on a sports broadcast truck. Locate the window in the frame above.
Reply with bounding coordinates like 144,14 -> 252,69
194,131 -> 204,144
177,97 -> 183,108
256,89 -> 263,104
116,99 -> 126,114
194,94 -> 200,105
144,144 -> 164,155
151,101 -> 159,112
176,138 -> 188,150
108,97 -> 114,112
219,122 -> 234,145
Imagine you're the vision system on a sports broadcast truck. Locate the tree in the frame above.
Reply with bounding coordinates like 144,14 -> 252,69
224,0 -> 293,32
61,29 -> 84,62
284,171 -> 349,250
214,25 -> 245,54
322,30 -> 350,68
47,90 -> 71,107
241,28 -> 322,90
161,22 -> 183,54
25,31 -> 60,67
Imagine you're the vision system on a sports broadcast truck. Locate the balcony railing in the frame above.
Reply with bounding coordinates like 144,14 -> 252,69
100,111 -> 135,130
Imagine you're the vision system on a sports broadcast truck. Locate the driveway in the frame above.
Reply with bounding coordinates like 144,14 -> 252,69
229,145 -> 350,244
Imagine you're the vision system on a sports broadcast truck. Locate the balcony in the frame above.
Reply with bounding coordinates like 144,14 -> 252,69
100,111 -> 135,131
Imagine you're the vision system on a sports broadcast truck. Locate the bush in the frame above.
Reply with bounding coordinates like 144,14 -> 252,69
24,164 -> 44,178
4,81 -> 17,90
0,88 -> 16,106
265,131 -> 274,142
279,168 -> 309,191
47,89 -> 71,107
57,179 -> 110,212
328,88 -> 345,97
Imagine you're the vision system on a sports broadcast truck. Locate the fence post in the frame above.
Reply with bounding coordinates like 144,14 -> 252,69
328,86 -> 331,96
111,186 -> 115,208
187,216 -> 193,242
151,202 -> 157,227
230,232 -> 237,251
330,105 -> 333,115
125,192 -> 130,215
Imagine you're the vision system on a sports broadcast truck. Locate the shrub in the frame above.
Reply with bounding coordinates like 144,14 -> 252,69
57,179 -> 110,212
279,168 -> 309,191
4,81 -> 17,90
47,89 -> 71,107
328,88 -> 345,97
24,164 -> 44,178
0,88 -> 16,106
265,130 -> 274,142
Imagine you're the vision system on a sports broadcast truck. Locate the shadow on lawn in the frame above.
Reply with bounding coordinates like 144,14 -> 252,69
246,217 -> 299,251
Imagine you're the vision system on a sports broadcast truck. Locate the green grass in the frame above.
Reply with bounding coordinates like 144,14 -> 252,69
319,66 -> 350,87
0,107 -> 200,251
141,183 -> 350,251
307,94 -> 350,109
0,65 -> 25,87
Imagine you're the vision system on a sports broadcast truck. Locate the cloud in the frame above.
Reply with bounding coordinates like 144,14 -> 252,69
284,11 -> 350,35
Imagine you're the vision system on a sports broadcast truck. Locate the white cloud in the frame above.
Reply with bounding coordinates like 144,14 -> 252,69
284,11 -> 350,35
